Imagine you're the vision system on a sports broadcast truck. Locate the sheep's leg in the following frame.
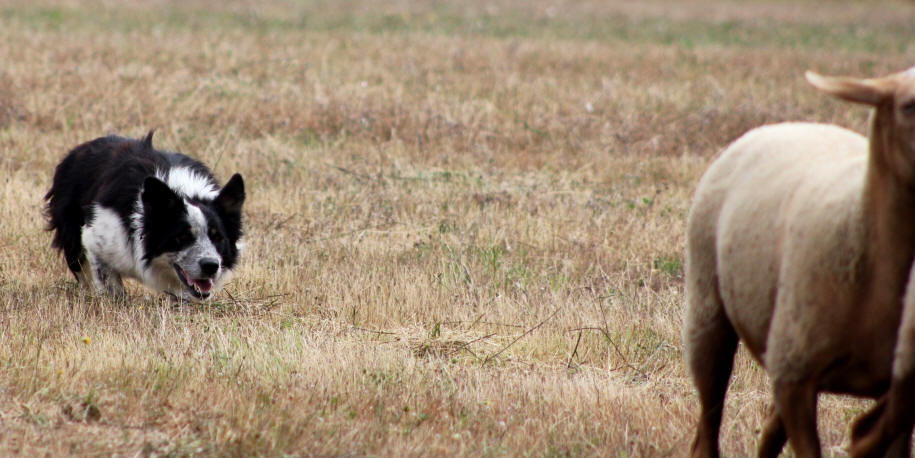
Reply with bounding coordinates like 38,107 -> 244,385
684,306 -> 738,458
854,272 -> 915,458
850,384 -> 915,458
885,433 -> 912,458
773,378 -> 821,458
757,405 -> 787,458
850,397 -> 887,457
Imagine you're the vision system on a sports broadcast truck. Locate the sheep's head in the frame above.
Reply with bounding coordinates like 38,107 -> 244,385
806,67 -> 915,183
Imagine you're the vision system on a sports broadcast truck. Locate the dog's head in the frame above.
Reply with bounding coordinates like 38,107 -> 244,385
139,173 -> 245,301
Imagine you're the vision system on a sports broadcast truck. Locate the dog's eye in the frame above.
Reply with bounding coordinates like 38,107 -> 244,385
175,232 -> 193,246
209,227 -> 223,243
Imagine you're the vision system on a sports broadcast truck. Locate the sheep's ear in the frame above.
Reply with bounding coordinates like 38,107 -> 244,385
806,71 -> 896,106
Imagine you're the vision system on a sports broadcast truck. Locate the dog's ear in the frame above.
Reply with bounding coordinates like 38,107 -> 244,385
215,173 -> 245,216
142,176 -> 183,216
141,130 -> 155,150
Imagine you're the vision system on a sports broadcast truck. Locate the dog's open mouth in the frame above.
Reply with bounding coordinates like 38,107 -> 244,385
174,264 -> 214,299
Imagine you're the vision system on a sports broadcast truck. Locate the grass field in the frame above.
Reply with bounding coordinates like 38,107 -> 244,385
2,0 -> 915,455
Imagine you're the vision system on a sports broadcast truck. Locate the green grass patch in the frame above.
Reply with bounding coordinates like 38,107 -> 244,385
4,4 -> 913,53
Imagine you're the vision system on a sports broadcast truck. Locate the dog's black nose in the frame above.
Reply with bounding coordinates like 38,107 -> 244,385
199,259 -> 219,276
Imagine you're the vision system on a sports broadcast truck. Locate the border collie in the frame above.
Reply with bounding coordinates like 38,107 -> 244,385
45,132 -> 245,302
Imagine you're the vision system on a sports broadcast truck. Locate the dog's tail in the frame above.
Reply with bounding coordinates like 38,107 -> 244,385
45,146 -> 89,276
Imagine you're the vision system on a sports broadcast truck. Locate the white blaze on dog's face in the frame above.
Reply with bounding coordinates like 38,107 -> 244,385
137,174 -> 244,301
171,203 -> 223,299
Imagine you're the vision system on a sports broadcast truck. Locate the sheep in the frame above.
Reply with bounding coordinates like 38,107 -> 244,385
683,67 -> 915,458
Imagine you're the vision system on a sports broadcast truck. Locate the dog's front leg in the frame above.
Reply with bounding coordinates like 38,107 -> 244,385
84,255 -> 126,298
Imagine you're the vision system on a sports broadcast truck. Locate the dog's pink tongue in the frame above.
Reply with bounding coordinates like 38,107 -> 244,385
193,279 -> 213,293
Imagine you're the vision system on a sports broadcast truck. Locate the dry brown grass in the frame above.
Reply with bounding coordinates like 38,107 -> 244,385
2,0 -> 914,455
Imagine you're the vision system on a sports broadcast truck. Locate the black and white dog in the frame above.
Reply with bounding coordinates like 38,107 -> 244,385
45,132 -> 245,301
